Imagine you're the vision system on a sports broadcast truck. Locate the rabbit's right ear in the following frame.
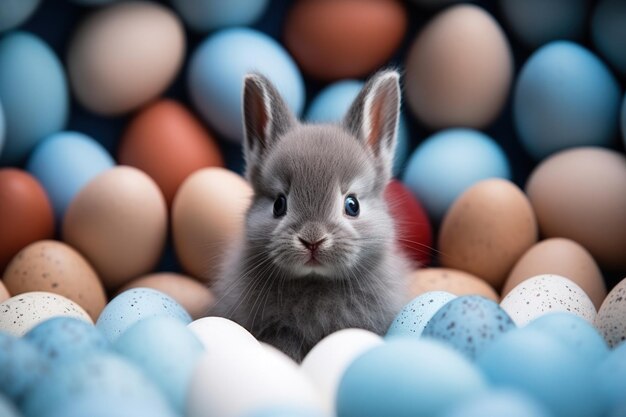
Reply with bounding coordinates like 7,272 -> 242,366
242,73 -> 295,179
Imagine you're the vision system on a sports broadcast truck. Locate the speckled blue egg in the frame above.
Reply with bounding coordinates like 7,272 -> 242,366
336,338 -> 486,417
172,0 -> 269,32
96,288 -> 191,343
114,316 -> 204,413
0,394 -> 21,417
305,80 -> 410,176
442,389 -> 552,417
594,341 -> 626,412
526,312 -> 609,365
24,317 -> 110,363
188,27 -> 304,144
0,331 -> 48,403
0,0 -> 41,31
477,327 -> 603,417
0,32 -> 68,165
386,291 -> 456,338
402,128 -> 510,221
245,406 -> 328,417
592,0 -> 626,76
21,353 -> 174,417
26,131 -> 114,221
513,41 -> 620,160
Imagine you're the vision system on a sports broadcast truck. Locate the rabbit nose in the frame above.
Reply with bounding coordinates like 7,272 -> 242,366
298,237 -> 326,252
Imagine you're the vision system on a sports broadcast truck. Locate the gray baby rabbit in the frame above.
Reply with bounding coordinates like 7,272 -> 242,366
211,70 -> 411,361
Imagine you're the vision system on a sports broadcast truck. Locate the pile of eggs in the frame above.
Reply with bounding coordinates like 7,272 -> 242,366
1,0 -> 626,416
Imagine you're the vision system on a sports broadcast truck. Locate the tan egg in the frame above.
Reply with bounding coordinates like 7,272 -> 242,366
407,267 -> 498,301
119,272 -> 214,320
63,166 -> 167,290
2,240 -> 107,320
526,147 -> 626,271
67,1 -> 185,115
405,4 -> 513,129
172,168 -> 252,283
0,280 -> 9,303
503,238 -> 606,309
439,179 -> 538,290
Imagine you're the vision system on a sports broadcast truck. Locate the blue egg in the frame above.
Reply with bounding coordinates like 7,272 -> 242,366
422,295 -> 516,360
0,394 -> 21,417
21,353 -> 174,417
386,291 -> 456,338
513,41 -> 620,160
477,328 -> 604,417
188,28 -> 305,144
114,316 -> 204,413
245,406 -> 328,417
26,131 -> 114,221
0,331 -> 48,404
96,288 -> 191,343
592,0 -> 626,76
402,128 -> 510,221
45,396 -> 177,417
336,338 -> 486,417
172,0 -> 269,32
24,317 -> 110,363
305,80 -> 411,176
594,341 -> 626,412
526,312 -> 609,365
0,0 -> 41,32
0,32 -> 68,165
500,0 -> 588,48
442,389 -> 552,417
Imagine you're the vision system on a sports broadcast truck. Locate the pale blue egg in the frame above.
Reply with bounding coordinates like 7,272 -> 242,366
422,295 -> 516,360
26,131 -> 114,221
114,316 -> 204,413
386,291 -> 456,338
477,327 -> 603,417
592,0 -> 626,76
402,128 -> 510,221
244,406 -> 328,417
337,338 -> 486,417
513,41 -> 620,160
594,341 -> 626,412
96,288 -> 191,343
526,312 -> 609,365
500,0 -> 588,48
188,28 -> 305,144
442,389 -> 553,417
172,0 -> 270,32
24,317 -> 110,363
0,32 -> 68,165
46,396 -> 177,417
0,0 -> 41,32
305,80 -> 411,176
0,394 -> 21,417
0,331 -> 48,404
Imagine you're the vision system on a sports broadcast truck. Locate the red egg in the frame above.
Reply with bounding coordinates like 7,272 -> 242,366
385,179 -> 433,266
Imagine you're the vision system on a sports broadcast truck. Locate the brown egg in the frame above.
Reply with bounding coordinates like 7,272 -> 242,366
118,100 -> 224,206
3,240 -> 107,320
172,168 -> 252,283
67,1 -> 185,115
439,179 -> 538,290
283,0 -> 407,80
119,272 -> 214,319
0,281 -> 10,303
405,4 -> 513,129
0,169 -> 54,272
503,238 -> 606,309
407,267 -> 499,301
526,147 -> 626,271
63,166 -> 167,290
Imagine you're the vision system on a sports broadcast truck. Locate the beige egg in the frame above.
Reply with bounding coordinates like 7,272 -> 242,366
0,291 -> 92,337
503,238 -> 606,309
0,280 -> 10,303
118,272 -> 214,320
595,276 -> 626,347
2,240 -> 107,320
63,166 -> 167,290
67,1 -> 185,115
526,147 -> 626,271
172,168 -> 252,283
407,267 -> 499,301
439,179 -> 538,290
405,4 -> 513,129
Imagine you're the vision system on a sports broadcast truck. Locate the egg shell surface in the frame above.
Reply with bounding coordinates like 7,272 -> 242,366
407,268 -> 499,301
0,331 -> 48,403
595,277 -> 626,347
386,291 -> 456,338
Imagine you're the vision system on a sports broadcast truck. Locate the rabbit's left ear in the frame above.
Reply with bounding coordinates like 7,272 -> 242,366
343,71 -> 401,178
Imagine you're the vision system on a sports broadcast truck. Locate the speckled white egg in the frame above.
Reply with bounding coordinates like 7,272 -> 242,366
0,291 -> 92,336
500,274 -> 596,326
595,277 -> 626,347
386,291 -> 457,338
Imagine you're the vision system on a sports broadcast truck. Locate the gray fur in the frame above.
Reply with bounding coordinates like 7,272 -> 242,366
211,71 -> 411,361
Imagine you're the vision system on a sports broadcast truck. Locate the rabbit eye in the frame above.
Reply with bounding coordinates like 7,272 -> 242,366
344,195 -> 360,217
273,194 -> 287,217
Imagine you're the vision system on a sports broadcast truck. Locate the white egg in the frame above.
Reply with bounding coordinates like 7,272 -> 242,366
0,291 -> 92,336
187,316 -> 260,357
500,274 -> 596,326
595,277 -> 626,347
300,328 -> 383,415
